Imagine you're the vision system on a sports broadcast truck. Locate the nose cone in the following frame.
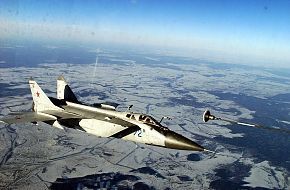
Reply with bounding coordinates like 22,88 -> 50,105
165,131 -> 205,151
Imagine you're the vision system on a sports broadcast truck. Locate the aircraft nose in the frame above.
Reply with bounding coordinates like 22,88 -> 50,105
165,131 -> 205,151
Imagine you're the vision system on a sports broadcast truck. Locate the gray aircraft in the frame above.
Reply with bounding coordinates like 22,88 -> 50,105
0,76 -> 212,152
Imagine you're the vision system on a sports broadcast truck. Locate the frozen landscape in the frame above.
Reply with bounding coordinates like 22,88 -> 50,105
0,43 -> 290,189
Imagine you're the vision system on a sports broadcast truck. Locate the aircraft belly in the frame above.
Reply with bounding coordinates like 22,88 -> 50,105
79,119 -> 124,137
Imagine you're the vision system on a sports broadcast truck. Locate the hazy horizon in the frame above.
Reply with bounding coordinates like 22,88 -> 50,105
1,0 -> 290,68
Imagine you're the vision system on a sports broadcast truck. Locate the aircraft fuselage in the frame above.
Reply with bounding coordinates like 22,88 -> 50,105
53,101 -> 205,151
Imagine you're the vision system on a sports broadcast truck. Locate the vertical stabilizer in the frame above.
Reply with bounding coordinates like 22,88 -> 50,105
29,79 -> 62,112
57,76 -> 79,103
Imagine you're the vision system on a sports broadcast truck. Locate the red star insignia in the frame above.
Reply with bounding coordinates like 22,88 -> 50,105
36,91 -> 40,97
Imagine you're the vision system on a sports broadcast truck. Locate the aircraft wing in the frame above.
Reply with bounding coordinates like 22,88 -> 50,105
63,106 -> 137,127
74,109 -> 139,128
0,112 -> 57,124
104,117 -> 138,127
1,105 -> 141,139
46,108 -> 136,129
62,106 -> 141,138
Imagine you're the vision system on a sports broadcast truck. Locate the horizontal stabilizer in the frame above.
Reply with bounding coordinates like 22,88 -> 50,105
0,112 -> 57,124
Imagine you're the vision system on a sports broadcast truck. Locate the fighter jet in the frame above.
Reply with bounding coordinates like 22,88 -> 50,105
0,76 -> 209,152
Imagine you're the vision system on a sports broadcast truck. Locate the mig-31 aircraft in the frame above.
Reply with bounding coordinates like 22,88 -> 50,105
0,76 -> 213,153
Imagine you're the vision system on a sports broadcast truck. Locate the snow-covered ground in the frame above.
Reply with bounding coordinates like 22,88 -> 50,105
0,48 -> 289,189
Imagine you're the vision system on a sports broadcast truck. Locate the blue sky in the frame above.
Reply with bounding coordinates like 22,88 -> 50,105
1,0 -> 290,67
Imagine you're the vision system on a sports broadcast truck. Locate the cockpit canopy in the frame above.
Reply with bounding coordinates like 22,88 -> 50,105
126,113 -> 161,126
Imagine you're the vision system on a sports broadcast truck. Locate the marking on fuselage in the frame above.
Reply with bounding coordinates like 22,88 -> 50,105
134,129 -> 143,137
